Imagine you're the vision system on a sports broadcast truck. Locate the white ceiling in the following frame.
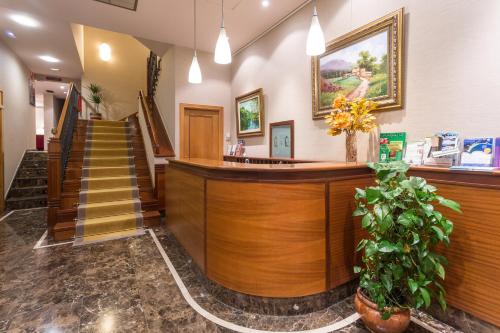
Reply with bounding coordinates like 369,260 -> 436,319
0,0 -> 309,79
34,81 -> 70,99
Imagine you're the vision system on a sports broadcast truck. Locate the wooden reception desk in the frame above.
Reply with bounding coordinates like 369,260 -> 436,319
164,159 -> 500,327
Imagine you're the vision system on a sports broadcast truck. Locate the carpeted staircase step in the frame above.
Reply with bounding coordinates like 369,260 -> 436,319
81,176 -> 137,190
88,132 -> 131,140
80,187 -> 140,204
83,156 -> 135,167
86,140 -> 131,149
90,120 -> 128,127
78,199 -> 141,219
82,166 -> 134,178
90,126 -> 131,134
85,148 -> 132,157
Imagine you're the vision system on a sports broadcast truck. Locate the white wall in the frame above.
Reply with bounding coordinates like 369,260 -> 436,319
0,40 -> 36,196
43,93 -> 55,151
155,45 -> 232,156
231,0 -> 500,161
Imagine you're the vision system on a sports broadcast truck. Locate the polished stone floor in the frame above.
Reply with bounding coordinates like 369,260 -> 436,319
0,208 -> 461,332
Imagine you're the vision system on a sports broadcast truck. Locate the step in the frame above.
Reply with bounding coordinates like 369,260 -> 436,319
84,148 -> 132,158
76,212 -> 142,236
16,167 -> 47,178
6,195 -> 47,210
81,166 -> 134,178
78,199 -> 141,219
82,156 -> 135,167
14,177 -> 47,187
89,120 -> 128,127
80,187 -> 140,204
81,176 -> 138,190
85,140 -> 131,149
89,126 -> 131,134
86,132 -> 131,140
8,185 -> 47,197
65,166 -> 149,180
60,188 -> 154,209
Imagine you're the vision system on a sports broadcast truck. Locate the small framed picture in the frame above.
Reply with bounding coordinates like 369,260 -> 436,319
235,88 -> 264,138
269,120 -> 294,158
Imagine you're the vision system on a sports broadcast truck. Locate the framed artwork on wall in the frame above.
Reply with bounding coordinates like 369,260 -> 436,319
235,88 -> 264,138
269,120 -> 294,158
311,8 -> 404,119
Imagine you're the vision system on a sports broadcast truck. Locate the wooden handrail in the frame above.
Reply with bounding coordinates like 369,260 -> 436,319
53,83 -> 74,139
139,90 -> 161,154
138,90 -> 175,157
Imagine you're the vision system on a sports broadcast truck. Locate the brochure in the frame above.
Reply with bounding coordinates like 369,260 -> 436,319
404,141 -> 425,165
496,138 -> 500,167
460,137 -> 494,167
379,132 -> 406,162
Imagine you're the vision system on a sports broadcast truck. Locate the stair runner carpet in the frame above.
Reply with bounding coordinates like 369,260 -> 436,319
74,120 -> 144,245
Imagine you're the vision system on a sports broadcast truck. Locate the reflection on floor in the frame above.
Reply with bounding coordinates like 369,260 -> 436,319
0,208 -> 461,332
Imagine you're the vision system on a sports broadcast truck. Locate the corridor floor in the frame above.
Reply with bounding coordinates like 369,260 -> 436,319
0,208 -> 460,332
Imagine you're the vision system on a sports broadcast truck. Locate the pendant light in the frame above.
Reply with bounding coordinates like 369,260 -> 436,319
214,0 -> 232,64
306,0 -> 326,56
189,0 -> 202,84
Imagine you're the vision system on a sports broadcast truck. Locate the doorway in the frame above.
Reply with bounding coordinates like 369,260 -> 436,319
179,104 -> 223,160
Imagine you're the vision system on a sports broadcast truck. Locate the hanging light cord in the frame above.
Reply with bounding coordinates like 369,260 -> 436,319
221,0 -> 225,28
194,0 -> 197,54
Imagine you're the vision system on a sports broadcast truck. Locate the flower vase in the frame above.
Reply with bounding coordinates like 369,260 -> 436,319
345,131 -> 357,163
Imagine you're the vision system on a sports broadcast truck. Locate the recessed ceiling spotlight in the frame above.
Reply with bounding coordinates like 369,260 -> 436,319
9,14 -> 40,28
50,68 -> 60,71
60,85 -> 65,90
5,30 -> 16,39
39,55 -> 60,63
261,0 -> 270,7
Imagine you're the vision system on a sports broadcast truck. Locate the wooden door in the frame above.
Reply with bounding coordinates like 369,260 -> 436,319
180,104 -> 223,160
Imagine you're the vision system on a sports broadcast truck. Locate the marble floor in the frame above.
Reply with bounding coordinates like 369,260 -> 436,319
0,208 -> 461,332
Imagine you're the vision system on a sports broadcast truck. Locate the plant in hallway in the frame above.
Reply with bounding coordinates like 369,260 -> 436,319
87,83 -> 104,119
325,94 -> 377,163
353,161 -> 461,333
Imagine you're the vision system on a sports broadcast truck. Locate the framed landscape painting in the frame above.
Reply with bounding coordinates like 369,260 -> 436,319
312,8 -> 404,119
236,88 -> 264,137
270,120 -> 294,158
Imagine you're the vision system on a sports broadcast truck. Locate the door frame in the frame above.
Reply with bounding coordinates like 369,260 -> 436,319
0,90 -> 4,212
179,103 -> 224,160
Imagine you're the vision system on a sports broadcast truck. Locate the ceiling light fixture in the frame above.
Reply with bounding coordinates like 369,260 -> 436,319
306,0 -> 326,56
214,0 -> 232,64
188,0 -> 202,84
5,30 -> 16,39
60,85 -> 65,90
50,68 -> 60,71
39,55 -> 60,63
9,14 -> 40,28
261,0 -> 270,7
99,43 -> 111,61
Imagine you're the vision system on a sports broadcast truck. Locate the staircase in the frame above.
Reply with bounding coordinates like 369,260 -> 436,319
6,151 -> 48,210
53,116 -> 161,241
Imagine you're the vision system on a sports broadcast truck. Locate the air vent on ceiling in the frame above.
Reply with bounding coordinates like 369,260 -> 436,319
94,0 -> 138,11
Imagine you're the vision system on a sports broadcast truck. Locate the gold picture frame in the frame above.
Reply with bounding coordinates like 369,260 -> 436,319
312,8 -> 404,119
235,88 -> 265,138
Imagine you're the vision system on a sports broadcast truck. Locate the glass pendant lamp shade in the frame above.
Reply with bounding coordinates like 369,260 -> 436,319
188,52 -> 202,84
188,0 -> 203,84
214,27 -> 232,64
214,0 -> 232,64
306,3 -> 326,56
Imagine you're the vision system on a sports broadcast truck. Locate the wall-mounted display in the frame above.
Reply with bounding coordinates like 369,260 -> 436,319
312,8 -> 404,119
270,120 -> 294,158
235,88 -> 264,137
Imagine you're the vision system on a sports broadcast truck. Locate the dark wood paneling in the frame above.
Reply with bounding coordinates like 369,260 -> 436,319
165,167 -> 206,271
206,180 -> 327,297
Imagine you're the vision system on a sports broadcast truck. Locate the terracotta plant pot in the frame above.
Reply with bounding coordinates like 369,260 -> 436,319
354,288 -> 410,333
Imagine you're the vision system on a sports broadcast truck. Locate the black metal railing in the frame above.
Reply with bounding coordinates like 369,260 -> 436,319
59,87 -> 80,183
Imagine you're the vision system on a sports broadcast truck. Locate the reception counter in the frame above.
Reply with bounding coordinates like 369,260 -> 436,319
164,159 -> 500,327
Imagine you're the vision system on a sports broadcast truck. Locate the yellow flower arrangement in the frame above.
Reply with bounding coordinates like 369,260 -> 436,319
325,95 -> 378,136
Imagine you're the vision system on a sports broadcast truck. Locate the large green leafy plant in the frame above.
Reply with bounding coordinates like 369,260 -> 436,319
354,161 -> 461,319
87,83 -> 103,113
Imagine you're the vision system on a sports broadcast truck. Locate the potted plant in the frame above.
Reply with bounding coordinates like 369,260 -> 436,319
325,95 -> 377,163
353,161 -> 461,333
87,83 -> 103,119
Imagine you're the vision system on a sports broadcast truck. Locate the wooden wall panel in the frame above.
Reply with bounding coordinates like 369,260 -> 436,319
206,180 -> 326,297
164,167 -> 205,271
431,183 -> 500,327
329,177 -> 372,288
